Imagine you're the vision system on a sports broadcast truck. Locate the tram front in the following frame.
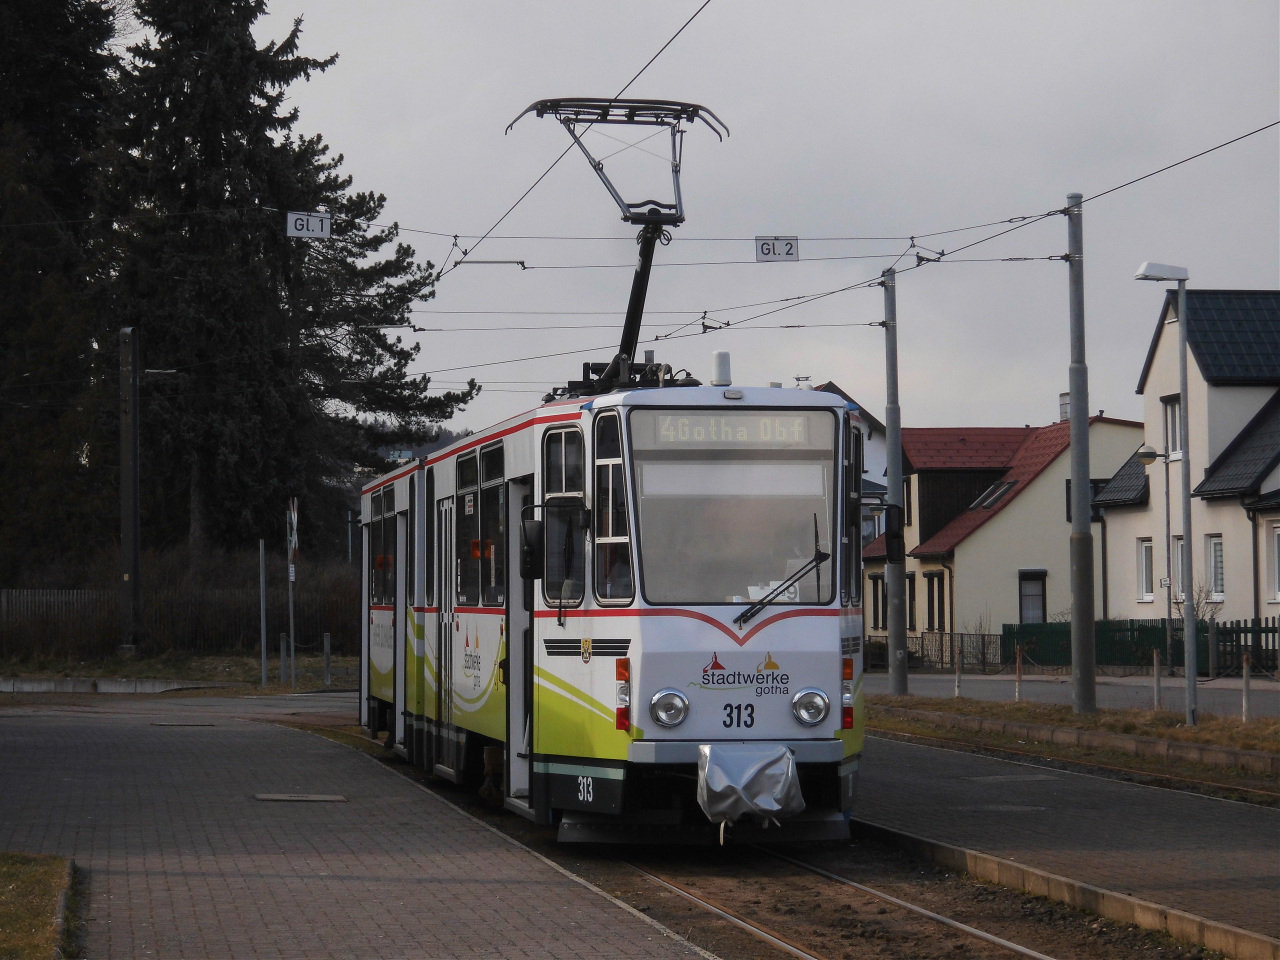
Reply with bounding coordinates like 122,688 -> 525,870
555,387 -> 863,843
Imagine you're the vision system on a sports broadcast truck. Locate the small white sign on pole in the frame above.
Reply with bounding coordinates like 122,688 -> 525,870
755,236 -> 799,262
286,211 -> 331,238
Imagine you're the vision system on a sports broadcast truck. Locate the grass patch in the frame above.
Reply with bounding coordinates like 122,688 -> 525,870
867,694 -> 1280,753
0,653 -> 360,692
0,852 -> 69,960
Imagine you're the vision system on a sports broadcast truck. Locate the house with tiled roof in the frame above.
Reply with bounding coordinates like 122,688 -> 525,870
1095,290 -> 1280,624
863,413 -> 1141,636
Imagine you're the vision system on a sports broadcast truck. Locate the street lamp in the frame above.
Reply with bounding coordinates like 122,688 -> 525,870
1134,262 -> 1196,726
1135,444 -> 1176,675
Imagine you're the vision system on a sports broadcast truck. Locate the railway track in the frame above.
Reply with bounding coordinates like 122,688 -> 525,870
631,851 -> 1062,960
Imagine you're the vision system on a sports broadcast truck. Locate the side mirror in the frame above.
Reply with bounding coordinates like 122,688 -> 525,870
884,503 -> 905,564
519,518 -> 544,580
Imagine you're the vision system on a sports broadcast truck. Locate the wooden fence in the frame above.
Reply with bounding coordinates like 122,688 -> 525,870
0,585 -> 359,660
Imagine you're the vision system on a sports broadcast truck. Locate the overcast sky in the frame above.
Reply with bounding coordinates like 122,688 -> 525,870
255,1 -> 1279,432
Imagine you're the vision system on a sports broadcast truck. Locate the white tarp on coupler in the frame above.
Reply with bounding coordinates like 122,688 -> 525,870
696,742 -> 805,825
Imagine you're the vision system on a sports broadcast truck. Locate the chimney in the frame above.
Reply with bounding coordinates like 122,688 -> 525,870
1059,392 -> 1070,423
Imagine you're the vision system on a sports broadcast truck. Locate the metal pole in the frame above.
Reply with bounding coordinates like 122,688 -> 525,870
1164,455 -> 1173,672
1015,644 -> 1023,702
1242,649 -> 1251,723
1153,649 -> 1161,711
324,632 -> 331,687
1176,278 -> 1197,726
1066,193 -> 1097,714
882,267 -> 908,697
347,511 -> 353,564
288,574 -> 296,689
954,639 -> 962,699
119,328 -> 141,655
279,633 -> 286,685
259,539 -> 267,687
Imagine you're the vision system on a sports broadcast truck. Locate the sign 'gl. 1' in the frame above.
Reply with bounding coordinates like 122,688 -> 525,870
755,236 -> 798,261
287,211 -> 331,238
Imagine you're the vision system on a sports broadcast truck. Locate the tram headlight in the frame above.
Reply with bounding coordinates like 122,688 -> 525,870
791,688 -> 829,726
649,689 -> 689,727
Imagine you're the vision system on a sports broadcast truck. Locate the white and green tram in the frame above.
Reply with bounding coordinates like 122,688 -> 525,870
360,376 -> 868,842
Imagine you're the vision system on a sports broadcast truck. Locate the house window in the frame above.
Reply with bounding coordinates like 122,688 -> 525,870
1172,536 -> 1185,601
1207,535 -> 1224,601
906,572 -> 917,632
1018,571 -> 1046,624
1138,539 -> 1154,602
1274,525 -> 1280,601
1163,397 -> 1183,458
868,574 -> 884,630
903,476 -> 913,526
923,571 -> 945,632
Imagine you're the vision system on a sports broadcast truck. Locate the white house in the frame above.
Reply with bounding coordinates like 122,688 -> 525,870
1096,290 -> 1280,624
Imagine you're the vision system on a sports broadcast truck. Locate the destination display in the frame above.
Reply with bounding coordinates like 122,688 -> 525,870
630,409 -> 834,451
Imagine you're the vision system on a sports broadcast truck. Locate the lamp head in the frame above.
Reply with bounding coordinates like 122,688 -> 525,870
1134,262 -> 1189,282
867,503 -> 885,517
1136,444 -> 1160,465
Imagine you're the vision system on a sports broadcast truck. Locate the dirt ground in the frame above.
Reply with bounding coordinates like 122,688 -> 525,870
866,694 -> 1280,753
0,852 -> 69,960
0,653 -> 360,692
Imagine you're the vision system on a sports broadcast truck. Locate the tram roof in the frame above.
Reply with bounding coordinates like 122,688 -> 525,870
362,385 -> 855,492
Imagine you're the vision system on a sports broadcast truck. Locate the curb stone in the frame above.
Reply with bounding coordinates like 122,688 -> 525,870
871,705 -> 1280,776
52,857 -> 73,960
850,818 -> 1280,960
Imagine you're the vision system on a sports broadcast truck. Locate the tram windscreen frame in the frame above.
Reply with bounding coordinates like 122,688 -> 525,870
627,408 -> 839,606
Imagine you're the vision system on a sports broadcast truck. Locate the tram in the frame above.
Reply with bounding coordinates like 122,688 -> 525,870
358,99 -> 866,842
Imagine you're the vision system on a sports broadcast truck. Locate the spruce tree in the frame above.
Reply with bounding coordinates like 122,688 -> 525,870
101,0 -> 475,554
0,0 -> 117,583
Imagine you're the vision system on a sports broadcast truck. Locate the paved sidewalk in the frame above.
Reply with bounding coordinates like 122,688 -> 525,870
863,671 -> 1280,717
0,704 -> 704,959
857,736 -> 1280,938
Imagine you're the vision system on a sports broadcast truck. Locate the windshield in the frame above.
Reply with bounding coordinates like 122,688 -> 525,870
628,409 -> 837,605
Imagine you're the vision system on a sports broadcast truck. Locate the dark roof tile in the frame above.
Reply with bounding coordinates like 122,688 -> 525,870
1194,390 -> 1280,497
1093,448 -> 1150,507
1137,290 -> 1280,393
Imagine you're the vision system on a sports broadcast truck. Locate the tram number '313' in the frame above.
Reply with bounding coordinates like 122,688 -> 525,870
723,703 -> 755,728
577,776 -> 593,803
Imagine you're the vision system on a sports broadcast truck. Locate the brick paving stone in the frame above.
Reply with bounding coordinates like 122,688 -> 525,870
857,736 -> 1280,938
0,708 -> 705,959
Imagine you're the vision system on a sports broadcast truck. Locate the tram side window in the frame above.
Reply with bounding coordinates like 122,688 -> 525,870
843,422 -> 863,605
480,444 -> 505,606
594,413 -> 633,603
367,517 -> 380,604
422,469 -> 435,606
381,511 -> 396,605
457,454 -> 480,606
544,428 -> 585,606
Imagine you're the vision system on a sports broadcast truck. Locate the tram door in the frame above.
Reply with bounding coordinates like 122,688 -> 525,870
434,497 -> 458,779
394,506 -> 407,748
506,479 -> 534,807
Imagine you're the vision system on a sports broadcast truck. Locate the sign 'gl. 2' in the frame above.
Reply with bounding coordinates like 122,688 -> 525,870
287,211 -> 331,238
755,236 -> 798,261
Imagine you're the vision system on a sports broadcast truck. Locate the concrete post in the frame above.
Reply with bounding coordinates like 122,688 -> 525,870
883,267 -> 908,697
119,328 -> 141,655
1175,278 -> 1197,726
1066,194 -> 1096,714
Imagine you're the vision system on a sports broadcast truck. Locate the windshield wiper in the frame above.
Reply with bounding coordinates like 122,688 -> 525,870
734,515 -> 829,627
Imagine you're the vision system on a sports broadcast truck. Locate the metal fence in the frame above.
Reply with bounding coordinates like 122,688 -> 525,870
863,633 -> 1002,673
0,585 -> 359,660
1001,617 -> 1278,675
